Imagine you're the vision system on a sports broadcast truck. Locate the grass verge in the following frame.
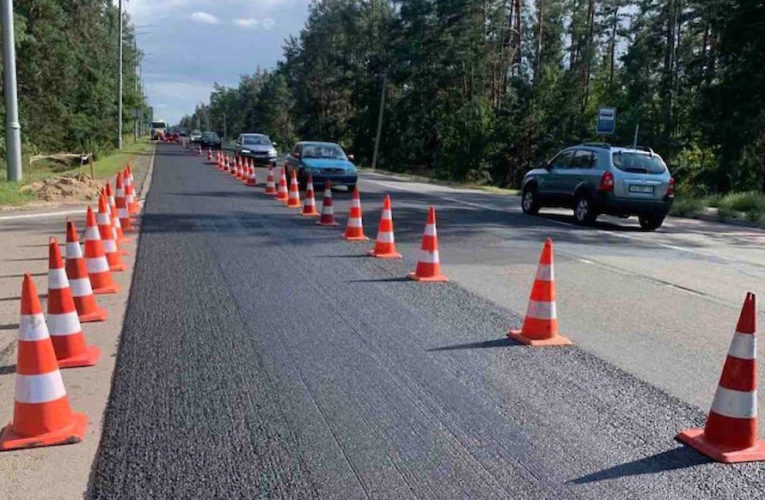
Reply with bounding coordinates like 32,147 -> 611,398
669,191 -> 765,225
0,140 -> 152,208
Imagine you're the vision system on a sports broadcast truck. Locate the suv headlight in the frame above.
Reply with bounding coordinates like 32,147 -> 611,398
268,148 -> 277,157
241,149 -> 251,154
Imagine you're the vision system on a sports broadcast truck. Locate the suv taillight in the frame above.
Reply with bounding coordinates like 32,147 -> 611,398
667,177 -> 675,197
599,171 -> 614,192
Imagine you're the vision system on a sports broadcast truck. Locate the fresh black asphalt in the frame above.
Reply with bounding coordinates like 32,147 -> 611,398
89,144 -> 765,498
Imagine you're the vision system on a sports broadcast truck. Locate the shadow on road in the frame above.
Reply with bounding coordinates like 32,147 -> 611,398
570,447 -> 710,484
0,364 -> 16,375
348,277 -> 410,283
427,337 -> 518,351
0,323 -> 19,331
0,272 -> 46,279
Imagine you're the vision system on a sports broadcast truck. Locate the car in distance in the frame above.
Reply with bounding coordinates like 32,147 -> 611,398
520,143 -> 674,230
199,131 -> 221,150
235,133 -> 277,165
285,141 -> 358,191
189,130 -> 203,143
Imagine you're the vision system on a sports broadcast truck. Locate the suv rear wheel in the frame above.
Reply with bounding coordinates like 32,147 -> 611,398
638,214 -> 665,231
521,186 -> 540,215
574,194 -> 598,225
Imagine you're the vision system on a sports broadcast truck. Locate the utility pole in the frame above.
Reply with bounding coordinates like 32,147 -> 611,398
2,0 -> 22,181
117,0 -> 123,149
371,72 -> 386,170
222,113 -> 227,139
133,35 -> 138,143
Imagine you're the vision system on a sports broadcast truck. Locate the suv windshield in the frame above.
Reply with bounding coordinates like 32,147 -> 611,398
302,144 -> 346,159
243,136 -> 270,146
612,151 -> 666,174
202,132 -> 218,140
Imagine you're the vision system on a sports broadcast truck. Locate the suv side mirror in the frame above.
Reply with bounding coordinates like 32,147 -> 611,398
347,153 -> 355,161
272,141 -> 277,147
293,152 -> 301,159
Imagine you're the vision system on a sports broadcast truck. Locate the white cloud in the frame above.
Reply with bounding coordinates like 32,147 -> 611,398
190,11 -> 220,24
233,17 -> 276,30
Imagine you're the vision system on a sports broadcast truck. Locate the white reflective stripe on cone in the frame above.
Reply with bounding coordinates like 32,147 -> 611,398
116,189 -> 125,197
102,239 -> 117,252
108,196 -> 116,206
118,208 -> 129,218
424,224 -> 437,236
69,277 -> 93,297
376,231 -> 395,243
15,371 -> 66,404
86,256 -> 110,273
347,218 -> 362,228
85,227 -> 101,240
47,311 -> 81,335
711,386 -> 757,419
96,213 -> 110,224
418,249 -> 440,264
351,200 -> 360,208
728,332 -> 756,360
525,300 -> 557,320
66,242 -> 83,258
535,264 -> 554,282
113,217 -> 122,228
19,313 -> 50,341
48,268 -> 69,290
381,209 -> 392,219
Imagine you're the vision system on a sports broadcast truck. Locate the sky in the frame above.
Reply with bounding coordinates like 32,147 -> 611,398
123,0 -> 312,125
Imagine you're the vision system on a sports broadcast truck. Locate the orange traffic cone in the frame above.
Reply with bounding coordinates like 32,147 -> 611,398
246,165 -> 257,186
265,164 -> 277,195
342,188 -> 369,241
105,182 -> 130,245
101,187 -> 127,255
0,275 -> 87,451
677,293 -> 765,463
408,206 -> 448,282
115,173 -> 134,233
65,221 -> 107,322
84,207 -> 120,294
126,165 -> 140,214
96,195 -> 125,272
196,145 -> 201,156
369,195 -> 402,258
276,167 -> 289,203
507,238 -> 570,346
123,168 -> 138,216
301,174 -> 319,216
316,181 -> 339,226
47,238 -> 100,368
222,154 -> 229,172
207,148 -> 212,162
287,170 -> 302,208
241,162 -> 250,184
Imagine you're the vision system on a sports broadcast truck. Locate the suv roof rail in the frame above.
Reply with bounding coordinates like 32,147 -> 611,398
581,142 -> 611,149
631,145 -> 655,155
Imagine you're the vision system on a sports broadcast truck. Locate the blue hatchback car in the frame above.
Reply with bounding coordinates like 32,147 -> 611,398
285,141 -> 358,191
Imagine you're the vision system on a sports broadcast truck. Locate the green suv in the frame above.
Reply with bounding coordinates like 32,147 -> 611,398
520,143 -> 674,230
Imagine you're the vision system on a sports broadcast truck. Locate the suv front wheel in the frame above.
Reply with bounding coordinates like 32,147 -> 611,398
521,186 -> 540,215
574,194 -> 598,225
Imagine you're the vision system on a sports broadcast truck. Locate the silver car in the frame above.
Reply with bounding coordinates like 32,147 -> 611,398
520,143 -> 674,230
236,133 -> 278,165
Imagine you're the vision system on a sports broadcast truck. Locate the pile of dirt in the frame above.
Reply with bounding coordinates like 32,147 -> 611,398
20,173 -> 102,203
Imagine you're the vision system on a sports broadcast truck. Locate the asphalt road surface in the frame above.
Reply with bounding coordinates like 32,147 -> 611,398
89,144 -> 765,498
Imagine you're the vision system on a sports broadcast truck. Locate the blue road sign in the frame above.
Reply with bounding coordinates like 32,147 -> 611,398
597,107 -> 616,135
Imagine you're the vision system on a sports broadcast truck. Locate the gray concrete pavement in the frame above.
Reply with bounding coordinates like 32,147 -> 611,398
0,149 -> 154,499
90,144 -> 765,498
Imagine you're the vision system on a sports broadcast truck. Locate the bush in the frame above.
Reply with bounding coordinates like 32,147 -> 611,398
669,197 -> 706,216
717,191 -> 765,222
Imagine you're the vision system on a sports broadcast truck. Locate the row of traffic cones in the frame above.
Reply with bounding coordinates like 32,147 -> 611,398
204,154 -> 765,464
0,166 -> 140,451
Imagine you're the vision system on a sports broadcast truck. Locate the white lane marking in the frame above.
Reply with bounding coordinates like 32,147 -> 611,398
0,209 -> 82,221
578,258 -> 594,264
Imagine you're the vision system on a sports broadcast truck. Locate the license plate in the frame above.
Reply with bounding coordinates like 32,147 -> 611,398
629,184 -> 654,194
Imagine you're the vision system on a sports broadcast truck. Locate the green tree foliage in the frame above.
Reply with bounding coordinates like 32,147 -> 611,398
0,0 -> 146,159
183,0 -> 765,192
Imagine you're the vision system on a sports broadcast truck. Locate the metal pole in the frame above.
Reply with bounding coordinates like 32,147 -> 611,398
371,72 -> 386,170
223,113 -> 227,140
633,123 -> 639,149
117,0 -> 123,149
2,0 -> 22,181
